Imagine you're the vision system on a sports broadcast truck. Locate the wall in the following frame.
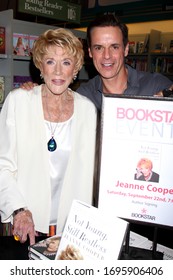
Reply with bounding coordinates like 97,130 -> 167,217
76,19 -> 173,34
127,20 -> 173,34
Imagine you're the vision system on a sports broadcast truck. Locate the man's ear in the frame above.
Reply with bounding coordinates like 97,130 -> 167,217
88,47 -> 93,58
124,43 -> 129,57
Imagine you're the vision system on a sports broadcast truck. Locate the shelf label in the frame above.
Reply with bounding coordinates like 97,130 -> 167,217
18,0 -> 81,24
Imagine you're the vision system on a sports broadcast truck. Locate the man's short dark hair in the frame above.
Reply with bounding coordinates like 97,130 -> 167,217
87,14 -> 129,48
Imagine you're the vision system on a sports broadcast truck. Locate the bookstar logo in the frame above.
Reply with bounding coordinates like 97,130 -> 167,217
131,208 -> 156,221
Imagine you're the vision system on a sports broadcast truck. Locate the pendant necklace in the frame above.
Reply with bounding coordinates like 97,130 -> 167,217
47,125 -> 58,152
46,95 -> 62,152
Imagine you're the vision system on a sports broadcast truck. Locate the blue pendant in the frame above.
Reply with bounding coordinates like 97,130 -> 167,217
48,137 -> 57,152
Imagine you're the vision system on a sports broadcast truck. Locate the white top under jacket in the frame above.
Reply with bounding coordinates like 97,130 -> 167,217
0,85 -> 97,234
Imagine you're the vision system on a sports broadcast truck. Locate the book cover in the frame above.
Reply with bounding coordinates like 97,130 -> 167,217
55,200 -> 129,260
13,75 -> 33,88
29,35 -> 39,56
0,26 -> 5,54
0,76 -> 5,104
128,41 -> 137,54
137,41 -> 144,54
13,33 -> 30,56
29,234 -> 61,260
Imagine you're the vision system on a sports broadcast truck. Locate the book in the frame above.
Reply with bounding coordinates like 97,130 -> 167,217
55,200 -> 129,260
29,35 -> 39,56
137,41 -> 144,54
28,234 -> 61,260
152,42 -> 164,53
128,41 -> 137,54
142,33 -> 149,53
169,40 -> 173,52
0,76 -> 5,104
0,26 -> 5,54
13,75 -> 33,88
13,33 -> 30,56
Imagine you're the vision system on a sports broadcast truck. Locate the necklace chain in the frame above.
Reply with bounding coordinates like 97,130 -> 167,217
46,95 -> 62,138
45,94 -> 63,152
43,87 -> 73,152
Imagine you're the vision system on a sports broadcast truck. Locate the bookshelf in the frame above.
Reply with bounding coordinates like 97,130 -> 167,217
126,29 -> 173,81
0,9 -> 88,109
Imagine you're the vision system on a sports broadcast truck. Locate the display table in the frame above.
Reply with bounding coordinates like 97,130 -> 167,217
0,236 -> 163,260
120,246 -> 163,260
0,236 -> 46,260
0,223 -> 172,260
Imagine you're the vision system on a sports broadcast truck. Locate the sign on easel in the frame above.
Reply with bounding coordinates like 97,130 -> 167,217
98,94 -> 173,227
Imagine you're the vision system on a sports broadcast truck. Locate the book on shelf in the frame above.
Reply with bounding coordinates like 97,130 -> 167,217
137,41 -> 144,54
0,76 -> 5,104
28,234 -> 61,260
13,33 -> 30,56
142,33 -> 149,53
0,26 -> 5,54
13,75 -> 33,88
166,58 -> 173,74
29,35 -> 39,56
151,56 -> 172,74
128,34 -> 149,55
169,40 -> 173,52
125,57 -> 147,71
128,41 -> 137,54
55,200 -> 129,261
152,42 -> 164,53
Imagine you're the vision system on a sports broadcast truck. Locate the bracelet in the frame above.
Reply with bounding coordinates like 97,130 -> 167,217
13,208 -> 25,217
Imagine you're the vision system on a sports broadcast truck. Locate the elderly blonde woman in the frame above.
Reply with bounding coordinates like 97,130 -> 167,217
134,158 -> 159,183
0,28 -> 97,245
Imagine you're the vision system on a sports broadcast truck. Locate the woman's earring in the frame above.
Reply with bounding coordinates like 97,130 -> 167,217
73,75 -> 77,81
40,73 -> 44,80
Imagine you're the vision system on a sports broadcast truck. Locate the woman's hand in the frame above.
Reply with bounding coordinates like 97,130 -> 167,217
13,210 -> 36,245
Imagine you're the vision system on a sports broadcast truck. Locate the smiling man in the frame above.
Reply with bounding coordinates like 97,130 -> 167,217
77,14 -> 173,110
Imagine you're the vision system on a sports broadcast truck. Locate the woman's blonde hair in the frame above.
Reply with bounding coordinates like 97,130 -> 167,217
137,158 -> 153,170
32,28 -> 84,74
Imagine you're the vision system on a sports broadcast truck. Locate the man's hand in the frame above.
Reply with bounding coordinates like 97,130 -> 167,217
154,85 -> 173,97
13,210 -> 36,245
20,81 -> 38,90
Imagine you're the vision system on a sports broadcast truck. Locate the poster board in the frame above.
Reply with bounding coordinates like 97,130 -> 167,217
98,94 -> 173,227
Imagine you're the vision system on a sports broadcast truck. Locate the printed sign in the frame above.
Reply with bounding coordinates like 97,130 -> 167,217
18,0 -> 81,24
98,95 -> 173,227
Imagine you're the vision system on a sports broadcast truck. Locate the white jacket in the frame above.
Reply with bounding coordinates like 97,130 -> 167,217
0,85 -> 97,233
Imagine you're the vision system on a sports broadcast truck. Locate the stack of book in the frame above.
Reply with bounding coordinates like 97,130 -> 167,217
29,234 -> 61,260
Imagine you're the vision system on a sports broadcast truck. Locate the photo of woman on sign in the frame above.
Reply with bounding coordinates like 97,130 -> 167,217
134,158 -> 160,183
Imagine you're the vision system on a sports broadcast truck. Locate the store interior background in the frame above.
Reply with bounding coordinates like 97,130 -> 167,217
0,1 -> 173,32
0,0 -> 173,259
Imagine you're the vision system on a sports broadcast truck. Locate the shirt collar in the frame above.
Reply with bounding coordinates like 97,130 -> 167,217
96,64 -> 140,95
